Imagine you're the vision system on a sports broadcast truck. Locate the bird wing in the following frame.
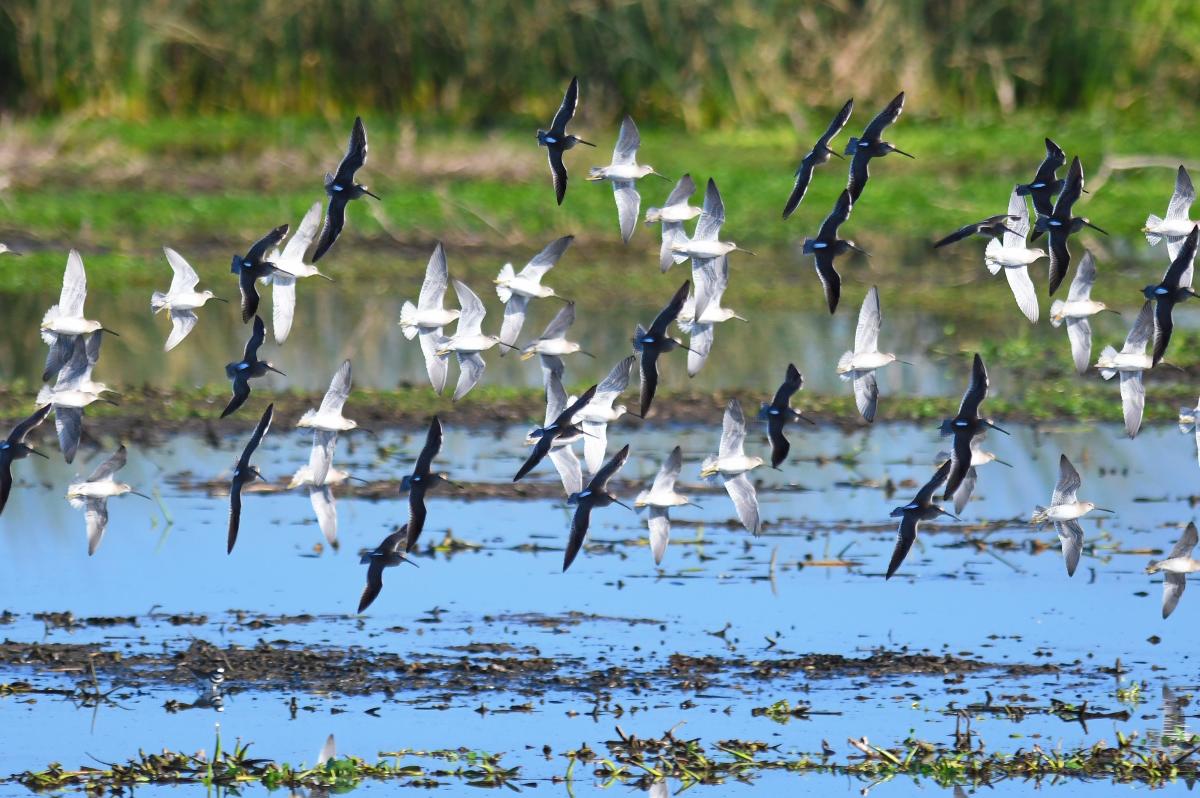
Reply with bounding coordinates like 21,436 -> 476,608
1123,301 -> 1155,354
163,246 -> 201,294
1004,187 -> 1030,247
718,398 -> 747,458
957,353 -> 989,419
419,330 -> 448,394
520,234 -> 574,281
55,405 -> 82,464
1163,226 -> 1199,290
944,431 -> 974,499
550,76 -> 579,134
85,445 -> 127,483
817,98 -> 855,149
242,315 -> 267,363
1153,297 -> 1175,366
544,369 -> 568,425
1065,317 -> 1092,375
239,403 -> 275,467
59,250 -> 89,318
547,148 -> 568,206
651,446 -> 683,494
309,429 -> 338,487
312,196 -> 348,263
814,251 -> 842,315
220,376 -> 251,419
686,321 -> 714,378
862,92 -> 904,142
558,384 -> 597,427
612,115 -> 640,166
649,280 -> 691,336
43,333 -> 75,385
358,559 -> 386,612
817,188 -> 853,240
852,371 -> 878,422
782,159 -> 816,220
539,353 -> 565,387
419,243 -> 450,311
952,465 -> 976,515
333,116 -> 368,184
238,268 -> 262,324
1162,571 -> 1187,618
1052,156 -> 1084,217
537,301 -> 576,343
319,360 -> 353,415
452,279 -> 486,337
226,482 -> 243,554
9,404 -> 52,445
932,223 -> 980,249
854,286 -> 882,353
664,173 -> 697,208
846,151 -> 870,202
693,178 -> 725,242
659,221 -> 686,271
580,420 -> 608,475
563,501 -> 594,572
1047,230 -> 1071,296
269,273 -> 296,344
165,308 -> 198,352
1167,165 -> 1195,221
53,335 -> 89,390
772,363 -> 803,408
1119,371 -> 1145,438
886,514 -> 918,579
917,459 -> 954,505
1004,264 -> 1039,323
1067,250 -> 1096,301
406,484 -> 429,550
309,484 -> 338,548
689,257 -> 718,323
1034,137 -> 1067,184
0,459 -> 12,517
637,348 -> 660,418
1170,521 -> 1200,559
84,496 -> 109,556
648,507 -> 671,566
414,416 -> 443,476
1052,453 -> 1082,505
452,352 -> 486,401
723,472 -> 761,535
283,201 -> 324,264
767,414 -> 791,468
595,355 -> 634,404
613,180 -> 641,244
549,445 -> 583,496
1056,519 -> 1084,577
246,223 -> 290,264
590,443 -> 630,492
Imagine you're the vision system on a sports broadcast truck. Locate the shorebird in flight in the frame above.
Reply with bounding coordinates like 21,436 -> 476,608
885,459 -> 958,579
782,98 -> 852,219
588,116 -> 666,242
313,116 -> 379,263
700,399 -> 763,535
152,246 -> 226,351
1032,454 -> 1113,577
537,76 -> 594,205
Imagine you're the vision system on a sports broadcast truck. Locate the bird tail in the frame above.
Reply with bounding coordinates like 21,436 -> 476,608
836,351 -> 855,378
298,408 -> 317,426
495,263 -> 515,304
699,455 -> 720,479
1031,505 -> 1049,525
1015,182 -> 1032,197
983,238 -> 1003,275
399,300 -> 420,340
843,137 -> 859,155
1097,345 -> 1118,380
587,167 -> 606,180
323,171 -> 335,190
645,207 -> 663,223
1145,214 -> 1163,246
151,291 -> 169,313
632,324 -> 648,352
39,305 -> 61,345
35,385 -> 53,405
1049,299 -> 1066,328
1179,410 -> 1196,432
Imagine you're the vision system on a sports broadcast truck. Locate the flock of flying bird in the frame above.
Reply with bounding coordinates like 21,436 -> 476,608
2,78 -> 1199,618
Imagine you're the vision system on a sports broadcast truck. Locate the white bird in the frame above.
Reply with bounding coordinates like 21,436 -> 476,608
1049,250 -> 1110,374
645,173 -> 701,272
983,187 -> 1043,323
587,115 -> 665,243
635,445 -> 691,565
936,435 -> 1011,515
297,360 -> 357,486
36,333 -> 111,463
671,179 -> 752,321
0,243 -> 18,256
1179,396 -> 1200,467
1096,300 -> 1154,438
495,235 -> 573,350
519,301 -> 589,382
837,286 -> 900,423
1032,453 -> 1113,577
268,201 -> 332,344
700,398 -> 762,535
1145,165 -> 1196,261
573,355 -> 634,474
400,243 -> 461,394
524,369 -> 583,496
437,279 -> 514,400
41,250 -> 111,382
676,256 -> 746,377
66,445 -> 148,555
1147,522 -> 1200,619
151,247 -> 226,351
288,463 -> 363,551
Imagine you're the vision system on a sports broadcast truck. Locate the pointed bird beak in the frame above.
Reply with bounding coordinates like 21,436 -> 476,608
497,341 -> 521,351
266,366 -> 287,376
347,476 -> 371,485
1084,220 -> 1108,235
100,328 -> 121,336
986,421 -> 1011,435
735,247 -> 757,256
799,414 -> 817,425
826,146 -> 844,160
1095,507 -> 1116,514
941,509 -> 962,521
1102,308 -> 1122,316
363,188 -> 381,201
895,359 -> 915,366
612,497 -> 635,512
580,350 -> 596,358
211,297 -> 230,304
28,448 -> 48,459
893,148 -> 916,159
131,491 -> 154,501
577,139 -> 596,147
316,272 -> 335,282
651,171 -> 671,181
848,243 -> 870,257
993,458 -> 1014,468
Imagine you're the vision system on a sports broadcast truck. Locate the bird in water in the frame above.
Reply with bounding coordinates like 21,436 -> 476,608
231,223 -> 289,323
700,398 -> 763,535
313,116 -> 379,263
1146,522 -> 1200,619
939,354 -> 1008,500
37,332 -> 114,463
41,250 -> 114,382
1033,156 -> 1107,295
1016,138 -> 1067,218
523,370 -> 585,497
222,316 -> 285,419
402,416 -> 454,552
632,281 -> 692,418
564,444 -> 630,572
496,235 -> 573,350
804,188 -> 866,314
436,279 -> 518,401
645,173 -> 701,272
885,459 -> 959,579
358,525 -> 416,613
66,445 -> 150,555
1144,166 -> 1196,261
760,363 -> 812,468
933,214 -> 1020,249
983,187 -> 1043,323
537,76 -> 595,205
1050,250 -> 1112,374
1096,301 -> 1155,438
671,179 -> 754,321
268,202 -> 333,344
296,360 -> 357,486
573,355 -> 634,474
514,384 -> 596,484
0,404 -> 51,517
400,243 -> 461,394
837,286 -> 901,423
845,92 -> 912,202
936,435 -> 1011,515
226,403 -> 273,554
1142,225 -> 1198,366
1032,453 -> 1114,577
588,116 -> 667,243
782,98 -> 853,219
635,445 -> 691,566
152,246 -> 226,351
676,255 -> 746,377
